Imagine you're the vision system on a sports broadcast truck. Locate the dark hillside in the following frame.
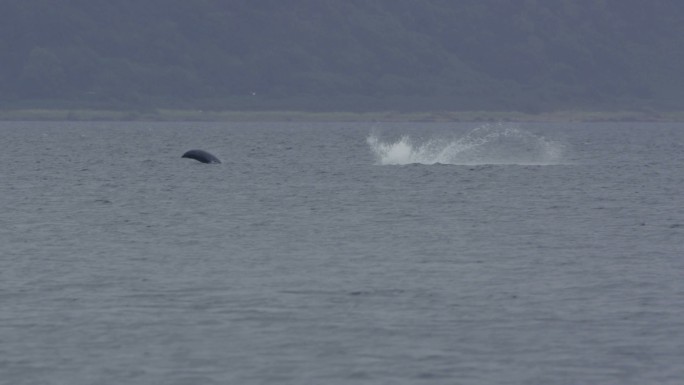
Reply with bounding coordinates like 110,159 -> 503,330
1,0 -> 683,112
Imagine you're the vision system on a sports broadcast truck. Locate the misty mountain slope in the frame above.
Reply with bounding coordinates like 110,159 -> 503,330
1,0 -> 683,111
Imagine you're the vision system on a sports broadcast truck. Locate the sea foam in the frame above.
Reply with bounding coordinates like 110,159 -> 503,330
367,123 -> 565,165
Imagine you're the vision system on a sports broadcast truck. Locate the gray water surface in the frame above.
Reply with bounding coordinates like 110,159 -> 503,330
1,121 -> 683,384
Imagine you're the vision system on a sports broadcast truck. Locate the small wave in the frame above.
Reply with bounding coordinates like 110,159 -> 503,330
367,123 -> 565,165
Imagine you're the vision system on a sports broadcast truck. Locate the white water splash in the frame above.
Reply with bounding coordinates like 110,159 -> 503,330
367,123 -> 565,165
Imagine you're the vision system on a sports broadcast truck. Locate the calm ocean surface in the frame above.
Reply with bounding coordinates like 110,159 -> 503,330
1,121 -> 683,384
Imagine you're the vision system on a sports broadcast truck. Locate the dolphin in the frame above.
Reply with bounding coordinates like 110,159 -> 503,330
181,149 -> 221,164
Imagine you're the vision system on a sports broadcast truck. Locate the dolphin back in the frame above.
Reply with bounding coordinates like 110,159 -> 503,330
181,149 -> 221,164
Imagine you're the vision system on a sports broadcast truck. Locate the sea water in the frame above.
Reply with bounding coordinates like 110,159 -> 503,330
0,121 -> 683,384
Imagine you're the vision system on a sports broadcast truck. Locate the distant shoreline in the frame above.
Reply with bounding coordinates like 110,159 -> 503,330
0,108 -> 680,122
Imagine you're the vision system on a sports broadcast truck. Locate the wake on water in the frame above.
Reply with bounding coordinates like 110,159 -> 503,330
367,123 -> 565,165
